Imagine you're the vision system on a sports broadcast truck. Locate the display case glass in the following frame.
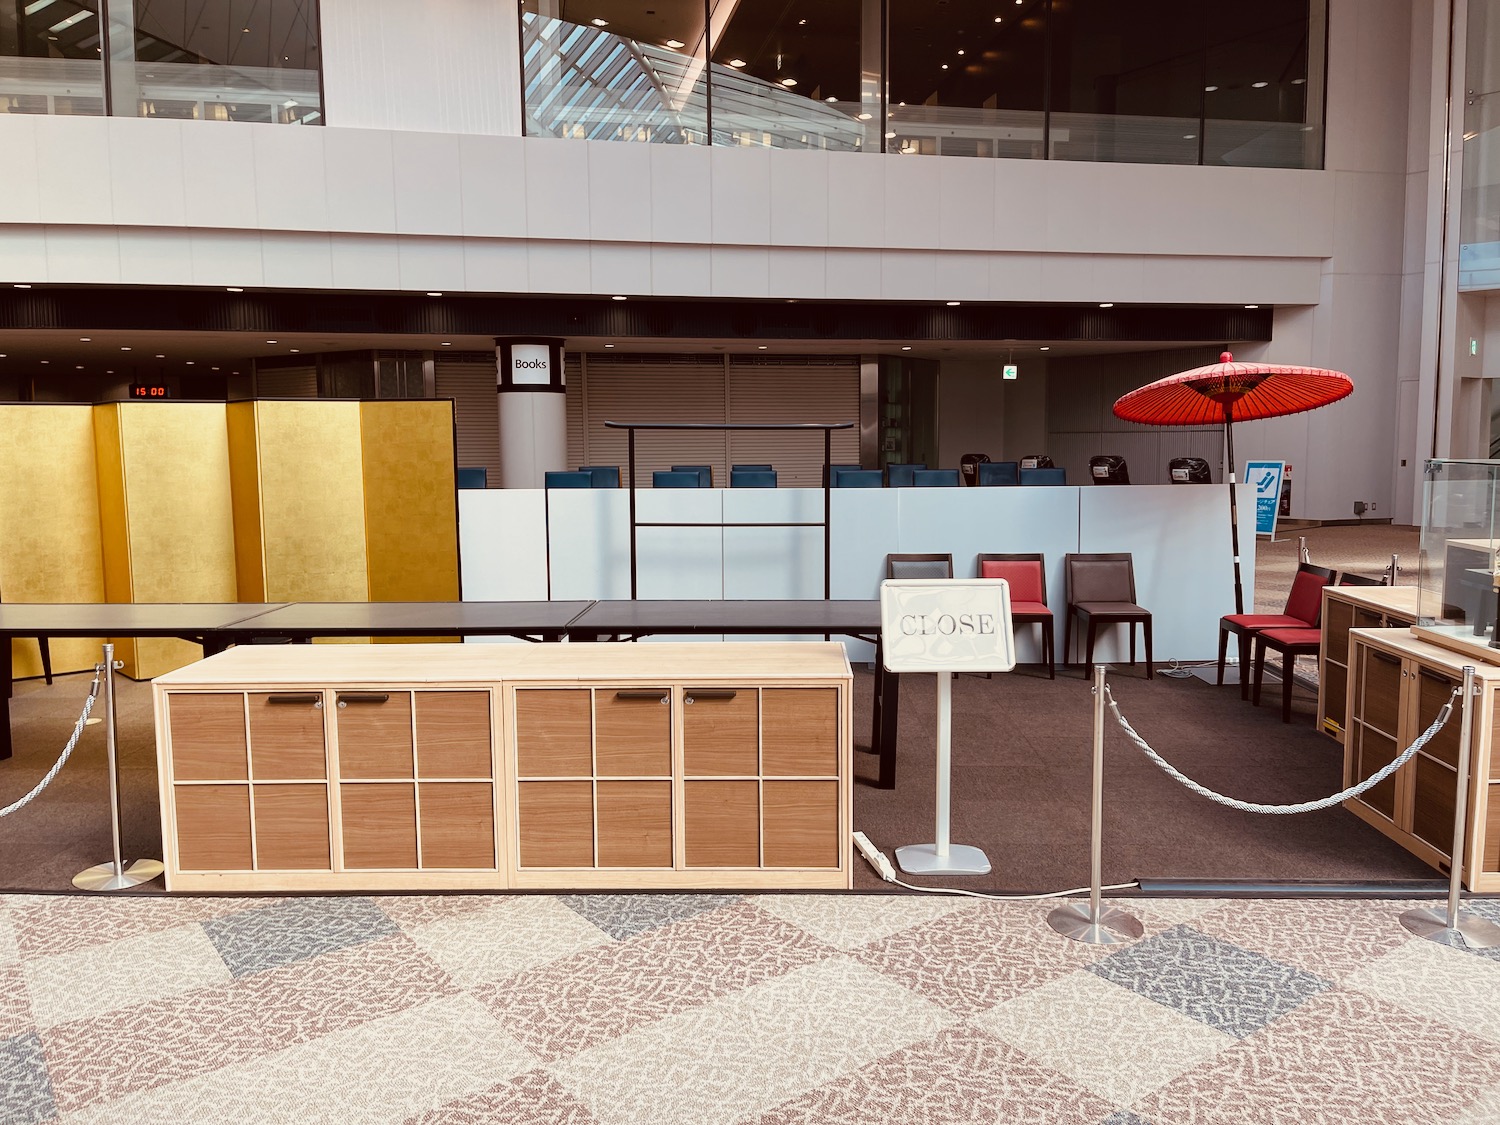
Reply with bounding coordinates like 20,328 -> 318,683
1414,458 -> 1500,662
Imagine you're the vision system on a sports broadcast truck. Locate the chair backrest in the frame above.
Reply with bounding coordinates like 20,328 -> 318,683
833,469 -> 884,488
730,469 -> 777,488
1020,467 -> 1067,486
1284,563 -> 1338,626
886,463 -> 927,487
456,467 -> 488,489
912,469 -> 960,487
653,470 -> 702,488
976,461 -> 1020,486
1065,552 -> 1136,604
544,470 -> 593,489
825,463 -> 863,486
579,465 -> 620,488
671,464 -> 712,487
733,464 -> 773,473
886,553 -> 954,580
1338,571 -> 1382,587
977,553 -> 1047,603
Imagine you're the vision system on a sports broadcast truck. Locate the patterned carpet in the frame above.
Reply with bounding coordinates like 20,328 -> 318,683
3,891 -> 1499,1124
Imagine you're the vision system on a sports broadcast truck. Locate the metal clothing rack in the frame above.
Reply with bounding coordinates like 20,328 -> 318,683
603,420 -> 855,600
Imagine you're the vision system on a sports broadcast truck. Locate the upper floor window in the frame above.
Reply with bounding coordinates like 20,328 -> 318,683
1,1 -> 107,117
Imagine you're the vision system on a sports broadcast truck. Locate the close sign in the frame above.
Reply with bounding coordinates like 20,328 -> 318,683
880,579 -> 1016,673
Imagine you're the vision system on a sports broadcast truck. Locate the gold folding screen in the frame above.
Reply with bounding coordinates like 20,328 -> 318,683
4,401 -> 461,682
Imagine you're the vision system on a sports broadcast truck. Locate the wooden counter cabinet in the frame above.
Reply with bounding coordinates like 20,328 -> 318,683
1343,628 -> 1500,891
1318,585 -> 1420,741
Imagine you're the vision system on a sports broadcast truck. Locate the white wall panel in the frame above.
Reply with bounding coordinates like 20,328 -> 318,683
722,490 -> 826,603
588,143 -> 654,243
320,0 -> 520,136
524,141 -> 591,241
544,489 -> 633,600
934,253 -> 990,302
826,151 -> 885,248
710,147 -> 773,246
590,244 -> 653,299
252,125 -> 328,231
34,115 -> 113,226
190,230 -> 265,287
765,249 -> 827,299
323,129 -> 397,233
0,116 -> 41,223
106,119 -> 186,228
650,245 -> 713,296
44,227 -> 119,283
396,236 -> 465,291
393,132 -> 464,236
769,150 -> 830,247
458,489 -> 548,601
459,135 -> 528,238
830,490 -> 901,600
649,145 -> 712,244
181,125 -> 260,230
880,250 -> 938,301
118,229 -> 192,286
825,249 -> 885,299
260,231 -> 334,289
939,159 -> 996,250
636,489 -> 724,601
883,157 -> 942,249
331,235 -> 402,291
527,241 -> 592,295
0,227 -> 48,281
710,246 -> 771,297
462,239 -> 529,292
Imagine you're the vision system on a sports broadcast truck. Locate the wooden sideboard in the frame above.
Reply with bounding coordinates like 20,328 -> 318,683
1343,627 -> 1500,891
1317,585 -> 1421,741
153,642 -> 853,892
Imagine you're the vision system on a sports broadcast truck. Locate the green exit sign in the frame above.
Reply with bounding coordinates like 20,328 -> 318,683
1002,364 -> 1018,380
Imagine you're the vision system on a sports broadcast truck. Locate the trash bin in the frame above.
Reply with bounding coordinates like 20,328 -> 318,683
959,453 -> 992,487
1168,456 -> 1212,484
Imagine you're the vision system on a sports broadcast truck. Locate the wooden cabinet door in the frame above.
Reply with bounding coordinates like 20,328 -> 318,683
336,692 -> 413,779
1348,645 -> 1403,822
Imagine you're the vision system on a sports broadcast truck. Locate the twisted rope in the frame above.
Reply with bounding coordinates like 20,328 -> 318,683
1104,683 -> 1461,815
0,664 -> 104,819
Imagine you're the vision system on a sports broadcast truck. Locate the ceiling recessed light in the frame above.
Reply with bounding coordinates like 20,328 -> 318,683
1251,81 -> 1269,88
75,364 -> 83,370
994,15 -> 1003,21
665,38 -> 684,48
266,340 -> 277,344
155,354 -> 164,358
825,96 -> 838,102
290,348 -> 300,353
440,342 -> 451,346
856,112 -> 872,120
226,286 -> 243,292
212,366 -> 220,371
1204,85 -> 1218,92
242,27 -> 249,32
39,360 -> 48,364
604,343 -> 615,348
1291,77 -> 1306,85
901,345 -> 912,351
1040,346 -> 1050,351
120,346 -> 131,351
781,77 -> 797,86
1244,304 -> 1260,309
798,17 -> 807,24
591,17 -> 608,26
728,58 -> 746,67
185,361 -> 194,365
79,337 -> 90,342
946,300 -> 961,307
957,49 -> 965,55
940,63 -> 949,70
1098,302 -> 1113,308
885,131 -> 896,138
758,345 -> 767,349
13,283 -> 31,289
612,295 -> 627,301
427,291 -> 442,297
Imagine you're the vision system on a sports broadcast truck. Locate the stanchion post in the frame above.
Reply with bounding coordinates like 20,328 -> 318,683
896,669 -> 990,875
72,644 -> 164,892
1048,665 -> 1143,945
1400,666 -> 1500,948
1298,535 -> 1309,564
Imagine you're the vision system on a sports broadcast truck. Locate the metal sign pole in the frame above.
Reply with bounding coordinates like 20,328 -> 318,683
1049,665 -> 1143,944
896,669 -> 990,875
1401,666 -> 1500,947
73,644 -> 164,891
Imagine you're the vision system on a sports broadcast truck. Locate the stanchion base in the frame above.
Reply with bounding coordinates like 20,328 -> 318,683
1047,902 -> 1144,945
1399,905 -> 1500,949
896,843 -> 991,876
72,859 -> 164,892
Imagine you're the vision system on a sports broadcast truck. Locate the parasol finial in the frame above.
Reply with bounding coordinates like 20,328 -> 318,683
1220,351 -> 1233,364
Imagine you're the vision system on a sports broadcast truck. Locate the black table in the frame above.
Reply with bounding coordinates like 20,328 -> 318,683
567,600 -> 897,788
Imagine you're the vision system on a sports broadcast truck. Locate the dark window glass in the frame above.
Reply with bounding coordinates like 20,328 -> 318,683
709,0 -> 870,151
1202,3 -> 1319,167
521,0 -> 709,143
887,0 -> 1047,158
123,0 -> 321,123
0,0 -> 106,117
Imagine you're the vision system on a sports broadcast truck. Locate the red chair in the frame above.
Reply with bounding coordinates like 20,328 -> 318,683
1217,563 -> 1335,700
1252,626 -> 1324,723
977,553 -> 1054,678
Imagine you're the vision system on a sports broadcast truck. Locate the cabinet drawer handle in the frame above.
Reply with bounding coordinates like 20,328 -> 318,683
337,692 -> 390,708
614,690 -> 669,703
684,690 -> 738,704
267,693 -> 322,707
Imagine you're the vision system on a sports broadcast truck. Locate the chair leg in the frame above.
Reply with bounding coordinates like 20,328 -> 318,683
1282,649 -> 1294,723
1044,619 -> 1055,679
1144,619 -> 1153,680
1085,618 -> 1098,672
1238,631 -> 1252,701
1252,639 -> 1267,706
1063,610 -> 1072,667
1129,623 -> 1137,667
1217,625 -> 1228,686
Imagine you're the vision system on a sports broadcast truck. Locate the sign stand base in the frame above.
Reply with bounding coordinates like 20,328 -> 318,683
896,843 -> 991,876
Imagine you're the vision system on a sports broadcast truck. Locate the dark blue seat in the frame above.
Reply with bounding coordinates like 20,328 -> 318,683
671,464 -> 712,487
886,463 -> 927,487
833,469 -> 883,488
730,469 -> 777,488
544,470 -> 593,489
1020,467 -> 1068,486
654,470 -> 702,488
825,463 -> 862,486
579,465 -> 620,488
732,464 -> 773,473
976,461 -> 1019,486
456,467 -> 488,489
912,469 -> 960,487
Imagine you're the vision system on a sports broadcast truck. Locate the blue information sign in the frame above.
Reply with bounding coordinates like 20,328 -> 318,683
1246,460 -> 1285,536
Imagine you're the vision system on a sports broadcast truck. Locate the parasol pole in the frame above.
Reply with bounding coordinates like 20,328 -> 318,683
1224,404 -> 1244,615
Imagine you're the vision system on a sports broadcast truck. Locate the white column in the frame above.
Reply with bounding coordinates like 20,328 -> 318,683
495,339 -> 567,488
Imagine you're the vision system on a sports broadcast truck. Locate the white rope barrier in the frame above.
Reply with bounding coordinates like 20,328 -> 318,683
1104,683 -> 1461,815
0,664 -> 104,819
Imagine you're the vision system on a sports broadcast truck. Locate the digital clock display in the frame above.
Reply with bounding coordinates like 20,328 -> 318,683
129,383 -> 170,399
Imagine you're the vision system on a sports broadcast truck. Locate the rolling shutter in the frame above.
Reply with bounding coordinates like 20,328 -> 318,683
435,353 -> 500,486
726,358 -> 860,487
577,355 -> 728,486
253,364 -> 318,398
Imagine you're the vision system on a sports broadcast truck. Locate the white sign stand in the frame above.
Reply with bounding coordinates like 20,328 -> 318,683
879,579 -> 1016,876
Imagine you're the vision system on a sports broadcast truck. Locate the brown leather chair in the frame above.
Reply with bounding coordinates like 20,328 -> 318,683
976,553 -> 1054,678
1063,553 -> 1153,678
885,553 -> 954,580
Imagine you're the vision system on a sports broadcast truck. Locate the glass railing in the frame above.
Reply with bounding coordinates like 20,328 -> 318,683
0,57 -> 105,116
125,62 -> 320,124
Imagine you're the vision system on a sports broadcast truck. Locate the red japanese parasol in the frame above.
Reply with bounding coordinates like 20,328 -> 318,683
1113,351 -> 1353,614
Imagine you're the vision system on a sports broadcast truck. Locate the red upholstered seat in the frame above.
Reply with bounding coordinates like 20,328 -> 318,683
1218,564 -> 1336,700
1009,600 -> 1052,618
1252,626 -> 1324,723
978,554 -> 1054,677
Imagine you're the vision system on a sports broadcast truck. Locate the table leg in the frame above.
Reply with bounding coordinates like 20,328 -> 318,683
871,637 -> 898,790
201,631 -> 232,657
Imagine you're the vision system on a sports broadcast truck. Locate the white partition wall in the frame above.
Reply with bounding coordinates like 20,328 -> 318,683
459,485 -> 1245,662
